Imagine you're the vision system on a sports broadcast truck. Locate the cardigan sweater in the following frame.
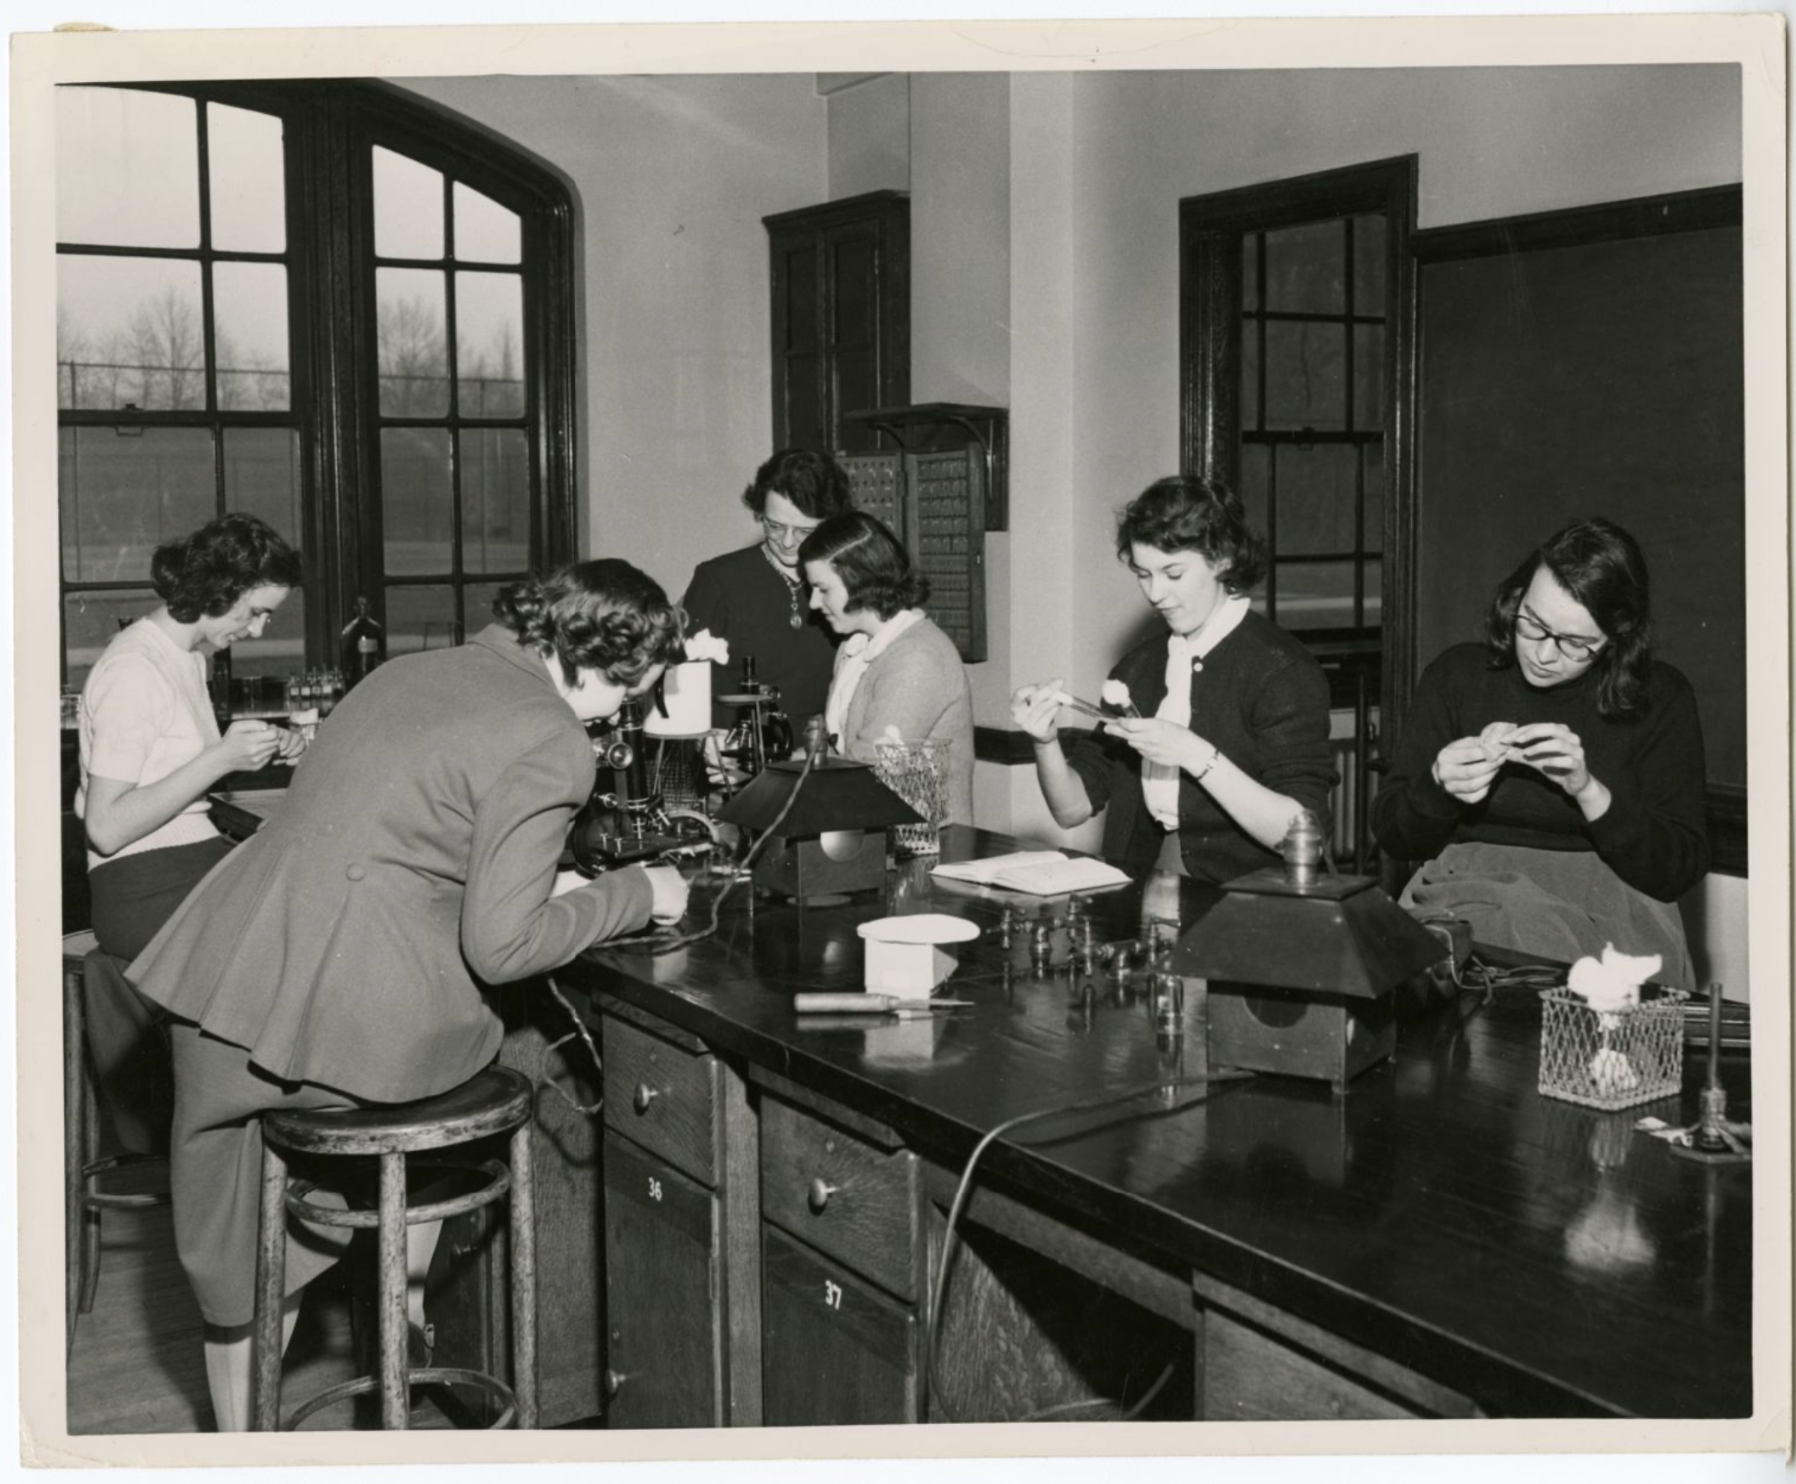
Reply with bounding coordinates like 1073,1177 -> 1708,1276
681,543 -> 839,728
1371,643 -> 1709,903
831,614 -> 976,827
1063,611 -> 1336,884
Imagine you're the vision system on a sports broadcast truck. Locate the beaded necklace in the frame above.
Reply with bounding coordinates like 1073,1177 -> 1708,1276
761,543 -> 806,630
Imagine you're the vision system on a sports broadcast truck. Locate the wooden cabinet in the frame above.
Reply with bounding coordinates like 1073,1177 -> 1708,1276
757,1085 -> 926,1425
764,191 -> 910,455
762,1226 -> 921,1425
599,1004 -> 761,1429
602,1132 -> 725,1428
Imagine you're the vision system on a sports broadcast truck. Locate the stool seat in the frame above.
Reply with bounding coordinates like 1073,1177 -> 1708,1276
264,1066 -> 534,1157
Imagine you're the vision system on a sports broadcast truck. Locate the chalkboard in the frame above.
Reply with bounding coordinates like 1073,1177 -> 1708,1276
1416,214 -> 1744,791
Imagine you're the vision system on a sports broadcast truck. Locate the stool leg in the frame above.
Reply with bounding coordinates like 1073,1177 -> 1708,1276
78,1059 -> 103,1316
251,1144 -> 290,1431
378,1151 -> 409,1430
63,963 -> 84,1351
508,1123 -> 538,1430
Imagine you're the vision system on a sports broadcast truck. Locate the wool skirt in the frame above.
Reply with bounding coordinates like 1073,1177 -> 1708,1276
1398,841 -> 1694,991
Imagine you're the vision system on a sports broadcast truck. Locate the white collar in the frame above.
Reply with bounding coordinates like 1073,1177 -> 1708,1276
1168,593 -> 1249,661
842,607 -> 923,659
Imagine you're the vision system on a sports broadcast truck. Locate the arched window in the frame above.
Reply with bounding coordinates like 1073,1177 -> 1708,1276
55,80 -> 577,687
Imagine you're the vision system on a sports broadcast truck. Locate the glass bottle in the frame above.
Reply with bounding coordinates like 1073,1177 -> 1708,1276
341,596 -> 386,689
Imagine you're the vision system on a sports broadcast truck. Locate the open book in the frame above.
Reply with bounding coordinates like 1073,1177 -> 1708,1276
930,850 -> 1132,896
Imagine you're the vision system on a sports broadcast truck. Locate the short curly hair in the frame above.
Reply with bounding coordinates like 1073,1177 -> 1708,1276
797,511 -> 928,622
491,558 -> 684,687
1114,475 -> 1267,593
741,448 -> 854,520
150,513 -> 303,623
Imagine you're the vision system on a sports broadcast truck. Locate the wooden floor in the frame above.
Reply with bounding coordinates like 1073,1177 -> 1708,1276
66,1197 -> 453,1434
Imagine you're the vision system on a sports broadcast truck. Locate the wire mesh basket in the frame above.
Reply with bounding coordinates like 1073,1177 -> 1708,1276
1538,986 -> 1689,1111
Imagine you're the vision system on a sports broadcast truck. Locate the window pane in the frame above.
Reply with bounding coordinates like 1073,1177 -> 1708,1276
373,147 -> 444,261
1241,233 -> 1259,312
61,427 -> 215,583
456,272 -> 525,418
64,588 -> 158,690
55,86 -> 198,249
1362,445 -> 1384,555
453,182 -> 520,264
207,102 -> 286,254
1240,318 -> 1260,431
377,268 -> 449,417
58,255 -> 206,411
1274,446 -> 1357,556
1352,214 -> 1386,317
1263,220 -> 1343,315
223,428 -> 303,547
1364,557 -> 1383,625
1263,321 -> 1345,431
462,581 -> 505,637
229,589 -> 306,683
1273,559 -> 1357,630
785,246 -> 818,348
1238,442 -> 1270,540
385,584 -> 459,656
461,430 -> 530,573
1353,324 -> 1384,432
381,428 -> 453,576
214,262 -> 290,411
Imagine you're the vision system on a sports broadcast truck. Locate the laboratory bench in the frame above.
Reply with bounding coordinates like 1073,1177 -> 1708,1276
432,827 -> 1753,1429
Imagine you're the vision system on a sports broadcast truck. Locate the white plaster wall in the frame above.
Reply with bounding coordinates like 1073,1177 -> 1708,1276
398,74 -> 824,604
827,73 -> 910,198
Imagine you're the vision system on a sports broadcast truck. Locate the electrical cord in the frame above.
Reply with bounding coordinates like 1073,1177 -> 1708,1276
1018,1360 -> 1176,1423
647,744 -> 820,954
924,1070 -> 1253,1424
540,973 -> 606,1116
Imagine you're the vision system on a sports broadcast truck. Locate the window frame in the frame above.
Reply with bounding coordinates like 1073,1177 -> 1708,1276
55,78 -> 578,681
1179,155 -> 1419,725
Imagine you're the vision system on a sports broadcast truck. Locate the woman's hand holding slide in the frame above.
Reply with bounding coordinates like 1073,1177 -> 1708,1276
1104,716 -> 1209,772
1010,680 -> 1072,744
1431,736 -> 1506,804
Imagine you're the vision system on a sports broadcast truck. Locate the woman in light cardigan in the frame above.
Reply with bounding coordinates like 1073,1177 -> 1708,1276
798,511 -> 975,826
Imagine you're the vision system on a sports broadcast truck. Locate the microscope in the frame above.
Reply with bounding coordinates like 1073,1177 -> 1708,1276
715,655 -> 796,788
566,696 -> 714,874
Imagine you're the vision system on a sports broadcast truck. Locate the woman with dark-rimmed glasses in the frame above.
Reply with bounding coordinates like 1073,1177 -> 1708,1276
1371,517 -> 1709,987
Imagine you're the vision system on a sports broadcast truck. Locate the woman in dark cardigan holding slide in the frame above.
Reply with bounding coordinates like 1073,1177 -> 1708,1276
1371,518 -> 1708,987
1010,476 -> 1336,885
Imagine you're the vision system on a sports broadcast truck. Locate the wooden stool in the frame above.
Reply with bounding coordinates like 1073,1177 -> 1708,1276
62,931 -> 171,1354
251,1065 -> 538,1431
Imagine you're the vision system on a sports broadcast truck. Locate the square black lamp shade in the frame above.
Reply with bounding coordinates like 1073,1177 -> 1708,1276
717,759 -> 920,898
1172,867 -> 1448,1091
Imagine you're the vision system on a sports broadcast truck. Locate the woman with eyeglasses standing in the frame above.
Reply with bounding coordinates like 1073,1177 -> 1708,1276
1371,517 -> 1709,988
680,449 -> 855,731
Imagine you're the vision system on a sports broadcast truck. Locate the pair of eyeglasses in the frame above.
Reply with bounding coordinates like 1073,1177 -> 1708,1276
760,515 -> 820,546
1515,610 -> 1605,662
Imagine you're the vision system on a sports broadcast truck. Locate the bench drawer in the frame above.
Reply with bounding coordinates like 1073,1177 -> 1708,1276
761,1094 -> 920,1301
602,1012 -> 721,1188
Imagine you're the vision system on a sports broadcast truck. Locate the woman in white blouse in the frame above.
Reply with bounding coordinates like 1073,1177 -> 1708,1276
76,513 -> 305,1147
797,511 -> 974,826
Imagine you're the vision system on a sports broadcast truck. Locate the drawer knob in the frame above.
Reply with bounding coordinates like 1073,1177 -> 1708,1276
632,1083 -> 659,1115
807,1177 -> 838,1213
604,1368 -> 628,1398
